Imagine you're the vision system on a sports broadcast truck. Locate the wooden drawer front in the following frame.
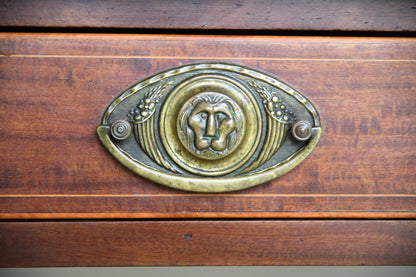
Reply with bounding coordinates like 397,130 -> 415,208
1,0 -> 415,32
1,220 -> 415,266
1,33 -> 415,219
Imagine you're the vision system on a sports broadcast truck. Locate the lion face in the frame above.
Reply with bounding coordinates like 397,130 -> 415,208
188,101 -> 237,152
178,92 -> 245,160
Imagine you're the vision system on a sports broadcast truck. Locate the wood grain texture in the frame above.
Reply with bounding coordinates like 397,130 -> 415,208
0,33 -> 415,219
0,220 -> 415,266
0,0 -> 415,32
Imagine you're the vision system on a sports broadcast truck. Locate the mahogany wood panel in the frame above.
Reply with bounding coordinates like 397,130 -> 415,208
0,220 -> 415,266
0,0 -> 415,32
0,33 -> 415,219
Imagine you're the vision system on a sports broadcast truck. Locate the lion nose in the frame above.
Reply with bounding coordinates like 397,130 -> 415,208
205,113 -> 217,137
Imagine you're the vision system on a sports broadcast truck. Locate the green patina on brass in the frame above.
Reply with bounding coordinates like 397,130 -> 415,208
97,63 -> 321,192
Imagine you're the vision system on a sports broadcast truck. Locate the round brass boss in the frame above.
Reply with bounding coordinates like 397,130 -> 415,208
159,74 -> 262,176
110,119 -> 131,140
292,120 -> 312,141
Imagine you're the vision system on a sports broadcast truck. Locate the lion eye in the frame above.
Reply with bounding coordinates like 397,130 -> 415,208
216,112 -> 227,121
199,112 -> 207,119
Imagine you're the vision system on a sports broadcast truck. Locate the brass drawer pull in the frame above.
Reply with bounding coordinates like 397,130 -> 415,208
97,63 -> 321,192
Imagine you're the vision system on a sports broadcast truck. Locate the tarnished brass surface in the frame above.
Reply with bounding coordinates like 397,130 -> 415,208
97,63 -> 321,192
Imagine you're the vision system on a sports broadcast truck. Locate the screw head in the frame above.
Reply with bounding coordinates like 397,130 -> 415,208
292,120 -> 312,141
110,119 -> 131,140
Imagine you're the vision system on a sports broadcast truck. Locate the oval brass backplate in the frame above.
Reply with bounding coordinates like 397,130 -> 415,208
97,63 -> 321,192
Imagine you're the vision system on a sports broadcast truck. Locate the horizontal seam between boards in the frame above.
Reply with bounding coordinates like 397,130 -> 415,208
1,194 -> 415,197
1,54 -> 415,62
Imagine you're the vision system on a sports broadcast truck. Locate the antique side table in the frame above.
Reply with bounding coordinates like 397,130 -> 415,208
0,1 -> 415,266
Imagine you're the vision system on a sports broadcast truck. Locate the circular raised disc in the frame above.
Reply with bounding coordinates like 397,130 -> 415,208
292,120 -> 312,141
160,74 -> 262,176
110,119 -> 131,140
